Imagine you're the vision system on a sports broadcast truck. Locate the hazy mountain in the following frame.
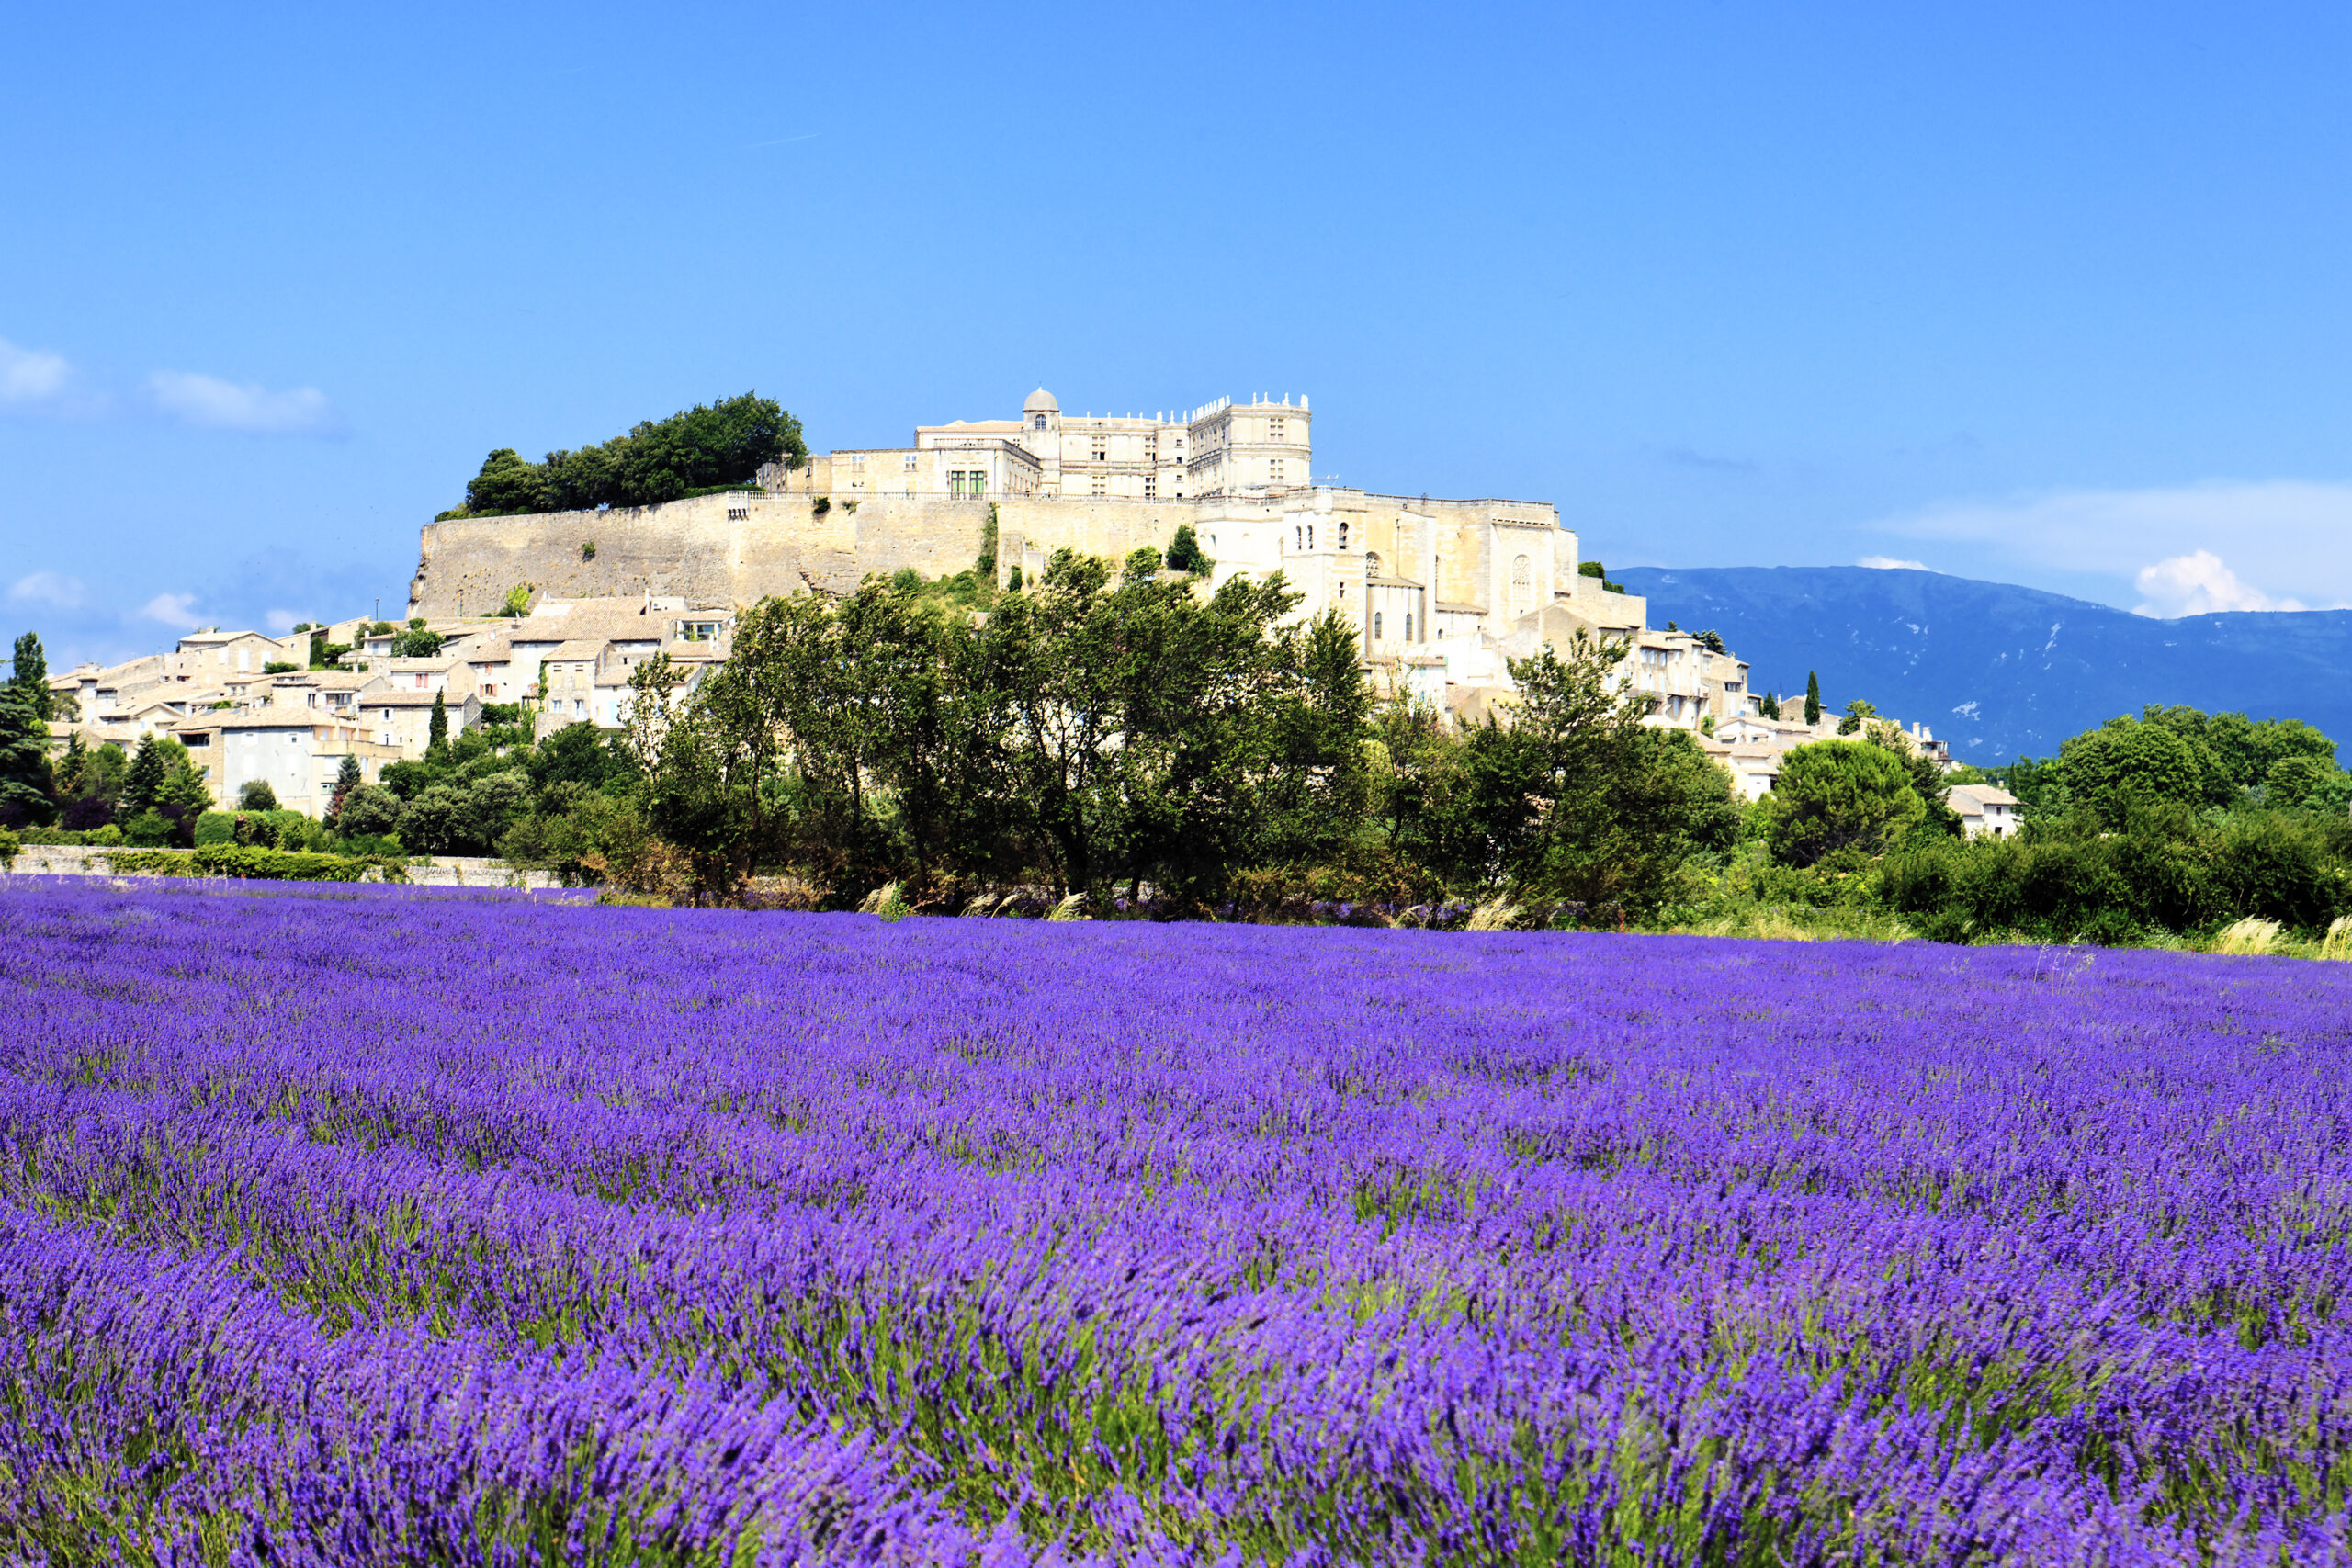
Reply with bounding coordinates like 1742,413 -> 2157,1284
1613,565 -> 2352,765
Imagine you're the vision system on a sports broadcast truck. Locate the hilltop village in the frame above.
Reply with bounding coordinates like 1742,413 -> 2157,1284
42,389 -> 2015,835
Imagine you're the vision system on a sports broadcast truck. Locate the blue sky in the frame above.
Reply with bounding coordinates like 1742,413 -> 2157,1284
6,2 -> 2351,666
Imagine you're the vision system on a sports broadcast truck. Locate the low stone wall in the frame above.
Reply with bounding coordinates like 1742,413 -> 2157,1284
0,844 -> 556,890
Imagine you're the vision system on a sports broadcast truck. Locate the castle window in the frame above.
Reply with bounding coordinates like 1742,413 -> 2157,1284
1034,413 -> 1046,430
1269,417 -> 1284,441
1270,458 -> 1285,485
1338,521 -> 1348,549
1092,445 -> 1106,463
1091,477 -> 1106,497
1374,612 -> 1383,640
1405,613 -> 1413,640
1307,524 -> 1315,549
902,454 -> 916,469
1143,475 -> 1156,498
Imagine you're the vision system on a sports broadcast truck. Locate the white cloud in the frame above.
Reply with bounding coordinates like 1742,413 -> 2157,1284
141,592 -> 203,628
2132,550 -> 2304,617
0,337 -> 73,408
145,369 -> 339,434
262,608 -> 303,635
1880,480 -> 2352,614
7,570 -> 86,609
1858,556 -> 1928,570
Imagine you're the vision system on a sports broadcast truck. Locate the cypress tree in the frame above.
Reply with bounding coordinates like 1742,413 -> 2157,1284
1760,691 -> 1781,720
427,691 -> 449,757
1804,671 -> 1822,728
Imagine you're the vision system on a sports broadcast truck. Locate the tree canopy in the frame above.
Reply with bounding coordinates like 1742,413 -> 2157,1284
445,394 -> 808,518
1764,739 -> 1925,866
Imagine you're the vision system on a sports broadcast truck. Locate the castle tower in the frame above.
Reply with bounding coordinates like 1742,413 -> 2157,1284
1023,387 -> 1062,497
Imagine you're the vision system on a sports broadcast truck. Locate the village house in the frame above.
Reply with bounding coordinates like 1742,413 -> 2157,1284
170,709 -> 400,811
1948,783 -> 2021,838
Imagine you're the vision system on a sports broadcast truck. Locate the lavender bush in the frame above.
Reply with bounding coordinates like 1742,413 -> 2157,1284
1,877 -> 2348,1563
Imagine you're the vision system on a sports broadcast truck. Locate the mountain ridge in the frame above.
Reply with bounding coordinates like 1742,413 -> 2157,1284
1612,565 -> 2352,765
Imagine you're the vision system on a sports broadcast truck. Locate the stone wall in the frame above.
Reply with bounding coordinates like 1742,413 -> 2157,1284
409,488 -> 1579,630
410,492 -> 1001,619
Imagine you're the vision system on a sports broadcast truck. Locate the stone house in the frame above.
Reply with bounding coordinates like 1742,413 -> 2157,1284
1948,784 -> 2021,838
172,709 -> 399,813
357,689 -> 481,758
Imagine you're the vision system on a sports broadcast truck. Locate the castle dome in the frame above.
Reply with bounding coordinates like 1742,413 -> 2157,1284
1022,387 -> 1059,414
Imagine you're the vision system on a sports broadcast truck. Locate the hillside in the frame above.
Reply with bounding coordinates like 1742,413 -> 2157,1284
1613,565 -> 2352,764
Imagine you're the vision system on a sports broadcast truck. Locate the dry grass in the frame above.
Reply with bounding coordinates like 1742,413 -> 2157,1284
2211,917 -> 2286,956
2318,915 -> 2352,962
1467,899 -> 1521,931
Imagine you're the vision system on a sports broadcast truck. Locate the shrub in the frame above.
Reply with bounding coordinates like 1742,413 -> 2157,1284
192,811 -> 235,847
237,779 -> 280,812
122,809 -> 175,847
335,785 -> 404,840
0,827 -> 17,863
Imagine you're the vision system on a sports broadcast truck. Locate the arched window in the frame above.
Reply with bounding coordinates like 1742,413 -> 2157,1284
1338,521 -> 1349,550
1365,551 -> 1382,578
1307,524 -> 1315,550
1294,525 -> 1303,550
1374,611 -> 1383,640
1033,413 -> 1046,431
1404,613 -> 1413,641
1511,554 -> 1533,615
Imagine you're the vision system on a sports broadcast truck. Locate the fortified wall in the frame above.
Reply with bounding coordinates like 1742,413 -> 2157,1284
409,491 -> 999,619
408,487 -> 1573,626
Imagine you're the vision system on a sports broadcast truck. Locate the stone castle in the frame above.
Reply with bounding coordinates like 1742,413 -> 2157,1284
408,387 -> 1620,666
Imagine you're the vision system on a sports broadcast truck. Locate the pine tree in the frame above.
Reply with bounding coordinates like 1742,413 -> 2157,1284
0,689 -> 54,826
9,633 -> 49,719
427,691 -> 449,758
1761,691 -> 1781,720
9,633 -> 51,721
120,734 -> 166,815
1804,671 -> 1822,728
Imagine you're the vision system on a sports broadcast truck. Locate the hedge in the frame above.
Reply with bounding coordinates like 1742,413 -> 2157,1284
97,846 -> 404,882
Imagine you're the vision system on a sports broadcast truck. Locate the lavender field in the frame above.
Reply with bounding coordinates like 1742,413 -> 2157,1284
3,880 -> 2350,1564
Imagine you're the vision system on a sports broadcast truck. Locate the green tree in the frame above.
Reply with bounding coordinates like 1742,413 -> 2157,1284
1760,691 -> 1781,720
1165,523 -> 1215,575
1837,698 -> 1877,736
0,689 -> 55,826
2264,753 -> 2340,809
238,778 -> 279,812
119,735 -> 168,817
9,632 -> 51,721
157,750 -> 212,817
1764,739 -> 1926,866
393,626 -> 445,658
335,785 -> 403,840
327,753 -> 363,823
1804,671 -> 1821,727
527,721 -> 631,795
2059,717 -> 2205,826
427,692 -> 450,759
461,448 -> 545,515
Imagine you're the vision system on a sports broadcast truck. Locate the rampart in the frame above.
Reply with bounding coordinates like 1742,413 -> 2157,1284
410,492 -> 1001,618
408,489 -> 1569,622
